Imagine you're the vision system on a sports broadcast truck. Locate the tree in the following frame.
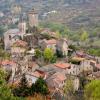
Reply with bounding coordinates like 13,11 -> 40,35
50,55 -> 57,63
34,77 -> 48,95
0,48 -> 11,60
30,83 -> 35,96
0,69 -> 22,100
13,74 -> 29,97
87,48 -> 100,56
81,30 -> 88,41
43,48 -> 54,63
35,49 -> 42,58
63,77 -> 74,100
56,49 -> 63,58
84,80 -> 100,100
69,45 -> 78,52
56,31 -> 61,38
40,22 -> 71,36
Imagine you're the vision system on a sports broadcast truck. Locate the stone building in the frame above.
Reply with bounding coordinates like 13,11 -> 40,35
4,21 -> 26,51
39,39 -> 57,53
28,8 -> 38,27
56,38 -> 69,57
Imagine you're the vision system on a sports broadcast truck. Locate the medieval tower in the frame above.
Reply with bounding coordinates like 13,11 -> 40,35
28,8 -> 38,27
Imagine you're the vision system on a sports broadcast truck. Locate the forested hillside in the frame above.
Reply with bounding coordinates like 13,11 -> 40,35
0,0 -> 100,47
0,0 -> 100,30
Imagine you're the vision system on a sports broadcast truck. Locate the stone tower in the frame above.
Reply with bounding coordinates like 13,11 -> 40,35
28,8 -> 38,27
18,21 -> 26,35
19,13 -> 27,34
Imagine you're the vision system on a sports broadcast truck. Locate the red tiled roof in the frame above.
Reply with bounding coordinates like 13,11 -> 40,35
2,60 -> 16,66
54,73 -> 66,81
28,62 -> 38,68
41,28 -> 56,35
96,64 -> 100,69
45,39 -> 57,45
54,63 -> 71,69
47,72 -> 66,88
14,40 -> 27,47
32,71 -> 45,78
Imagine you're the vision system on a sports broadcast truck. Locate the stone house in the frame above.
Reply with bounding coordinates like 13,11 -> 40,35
80,59 -> 94,72
26,70 -> 46,85
94,64 -> 100,72
11,40 -> 27,55
73,77 -> 80,91
54,63 -> 71,72
67,57 -> 94,75
46,72 -> 66,89
4,29 -> 21,51
87,71 -> 100,80
23,33 -> 35,48
41,28 -> 57,37
1,60 -> 17,72
26,49 -> 35,61
27,62 -> 39,72
56,38 -> 68,57
4,21 -> 26,51
46,72 -> 80,93
0,60 -> 18,81
39,39 -> 57,53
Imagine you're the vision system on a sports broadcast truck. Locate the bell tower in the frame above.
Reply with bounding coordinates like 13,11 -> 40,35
28,8 -> 38,27
18,14 -> 26,35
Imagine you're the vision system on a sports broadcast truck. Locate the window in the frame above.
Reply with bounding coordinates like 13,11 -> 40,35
9,35 -> 11,40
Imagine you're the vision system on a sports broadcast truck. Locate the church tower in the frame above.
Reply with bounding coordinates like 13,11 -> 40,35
28,8 -> 38,27
18,14 -> 26,35
18,21 -> 26,34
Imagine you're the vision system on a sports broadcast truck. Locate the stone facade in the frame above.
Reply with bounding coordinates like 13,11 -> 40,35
28,9 -> 38,27
56,39 -> 68,57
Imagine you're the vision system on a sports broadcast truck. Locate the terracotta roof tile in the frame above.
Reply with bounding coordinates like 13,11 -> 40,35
54,63 -> 71,69
1,60 -> 16,66
46,72 -> 66,88
13,40 -> 27,47
32,71 -> 45,78
54,73 -> 66,81
96,64 -> 100,69
45,39 -> 57,45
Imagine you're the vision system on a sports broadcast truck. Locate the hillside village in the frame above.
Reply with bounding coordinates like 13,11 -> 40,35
0,8 -> 100,100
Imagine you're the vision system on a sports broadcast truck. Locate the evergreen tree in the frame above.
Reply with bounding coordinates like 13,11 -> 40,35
34,77 -> 48,95
30,83 -> 35,95
35,49 -> 42,58
13,73 -> 29,97
0,69 -> 22,100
